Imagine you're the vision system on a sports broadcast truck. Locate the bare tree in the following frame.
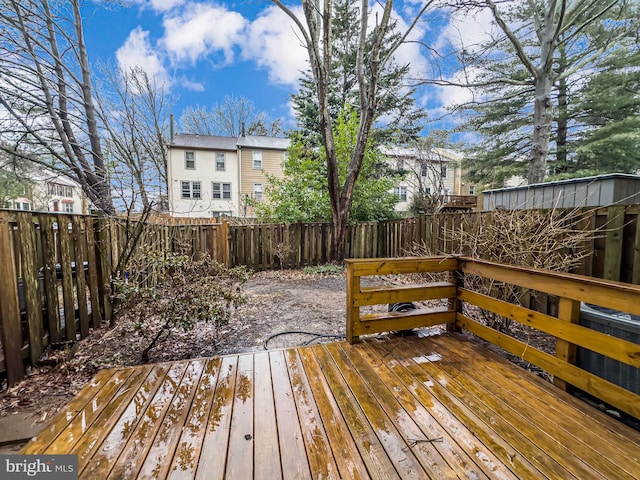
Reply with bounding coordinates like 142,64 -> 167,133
273,0 -> 433,261
97,65 -> 173,211
0,0 -> 114,213
179,94 -> 283,137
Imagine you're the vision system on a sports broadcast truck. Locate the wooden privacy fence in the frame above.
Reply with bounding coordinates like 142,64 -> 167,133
0,211 -> 106,385
1,205 -> 639,385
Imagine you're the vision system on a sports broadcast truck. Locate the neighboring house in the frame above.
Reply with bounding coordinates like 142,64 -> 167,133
167,133 -> 289,218
381,146 -> 475,213
4,168 -> 89,214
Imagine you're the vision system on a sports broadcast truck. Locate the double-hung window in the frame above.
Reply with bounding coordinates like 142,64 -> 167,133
393,186 -> 407,202
216,153 -> 225,171
440,164 -> 447,178
420,162 -> 428,177
181,181 -> 201,199
213,182 -> 232,200
253,183 -> 263,201
252,151 -> 263,169
185,151 -> 195,169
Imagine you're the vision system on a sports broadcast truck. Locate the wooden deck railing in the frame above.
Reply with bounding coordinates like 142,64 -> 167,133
346,256 -> 640,420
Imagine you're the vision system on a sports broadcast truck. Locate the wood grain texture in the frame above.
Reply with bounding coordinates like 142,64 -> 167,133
20,335 -> 640,480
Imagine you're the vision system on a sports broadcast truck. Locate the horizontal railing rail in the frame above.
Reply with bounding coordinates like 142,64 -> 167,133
345,255 -> 640,420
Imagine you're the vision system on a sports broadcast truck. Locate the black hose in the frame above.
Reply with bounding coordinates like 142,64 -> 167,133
263,330 -> 345,350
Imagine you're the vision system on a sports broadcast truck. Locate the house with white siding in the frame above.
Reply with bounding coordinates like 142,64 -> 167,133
381,146 -> 475,213
167,133 -> 289,218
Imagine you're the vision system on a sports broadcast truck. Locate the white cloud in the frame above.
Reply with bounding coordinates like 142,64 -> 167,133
116,27 -> 170,86
178,77 -> 205,92
161,2 -> 246,65
131,0 -> 186,13
436,8 -> 497,54
242,5 -> 308,87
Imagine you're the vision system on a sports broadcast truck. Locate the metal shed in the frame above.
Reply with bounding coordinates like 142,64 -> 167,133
482,174 -> 640,210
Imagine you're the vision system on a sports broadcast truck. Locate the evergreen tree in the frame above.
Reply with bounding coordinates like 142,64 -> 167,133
452,0 -> 638,187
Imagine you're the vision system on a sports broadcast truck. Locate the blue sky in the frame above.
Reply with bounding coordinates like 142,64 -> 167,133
82,0 -> 493,134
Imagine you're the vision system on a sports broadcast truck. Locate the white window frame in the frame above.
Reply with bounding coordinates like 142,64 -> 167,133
185,151 -> 195,170
420,162 -> 428,177
252,151 -> 263,169
213,182 -> 232,200
181,181 -> 201,199
64,202 -> 74,213
469,185 -> 475,195
440,164 -> 447,178
216,152 -> 225,171
253,183 -> 263,201
393,186 -> 407,202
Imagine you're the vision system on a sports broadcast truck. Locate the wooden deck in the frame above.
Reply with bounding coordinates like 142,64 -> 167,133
22,333 -> 640,479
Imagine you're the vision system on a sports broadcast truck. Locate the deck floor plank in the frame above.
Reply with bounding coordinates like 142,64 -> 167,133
416,336 -> 607,480
403,336 -> 590,479
284,348 -> 340,480
313,344 -> 401,479
167,357 -> 223,480
137,360 -> 207,480
105,361 -> 190,480
355,340 -> 515,480
428,334 -> 640,480
297,347 -> 371,480
195,355 -> 238,480
443,335 -> 640,459
74,363 -> 171,477
225,353 -> 255,480
23,368 -> 128,455
20,334 -> 640,480
253,352 -> 283,480
327,342 -> 457,479
270,349 -> 312,480
367,338 -> 562,479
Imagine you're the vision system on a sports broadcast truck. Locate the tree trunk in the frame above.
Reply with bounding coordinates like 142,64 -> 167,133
529,73 -> 553,184
556,44 -> 568,174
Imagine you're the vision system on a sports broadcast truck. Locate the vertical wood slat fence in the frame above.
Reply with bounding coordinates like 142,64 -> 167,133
1,205 -> 639,385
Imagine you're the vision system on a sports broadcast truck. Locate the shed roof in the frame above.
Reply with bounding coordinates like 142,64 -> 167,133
483,173 -> 640,194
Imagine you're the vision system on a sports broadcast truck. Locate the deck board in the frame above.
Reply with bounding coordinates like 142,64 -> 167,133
21,333 -> 640,479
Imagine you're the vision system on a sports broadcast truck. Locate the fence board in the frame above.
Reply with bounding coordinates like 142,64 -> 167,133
0,211 -> 25,384
16,213 -> 44,364
72,217 -> 90,339
58,219 -> 76,341
40,215 -> 61,344
85,217 -> 101,329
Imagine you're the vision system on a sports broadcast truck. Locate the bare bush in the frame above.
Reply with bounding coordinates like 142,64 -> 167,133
407,208 -> 601,331
113,251 -> 251,362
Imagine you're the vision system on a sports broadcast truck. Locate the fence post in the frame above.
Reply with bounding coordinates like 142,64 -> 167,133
603,205 -> 626,281
0,212 -> 25,384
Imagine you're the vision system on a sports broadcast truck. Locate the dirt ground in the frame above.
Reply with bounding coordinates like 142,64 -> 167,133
0,269 -> 350,424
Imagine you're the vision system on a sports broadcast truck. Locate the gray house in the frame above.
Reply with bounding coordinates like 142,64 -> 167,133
483,174 -> 640,211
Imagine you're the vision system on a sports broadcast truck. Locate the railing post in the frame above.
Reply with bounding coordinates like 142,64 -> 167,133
554,297 -> 581,391
346,260 -> 360,344
448,257 -> 463,333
